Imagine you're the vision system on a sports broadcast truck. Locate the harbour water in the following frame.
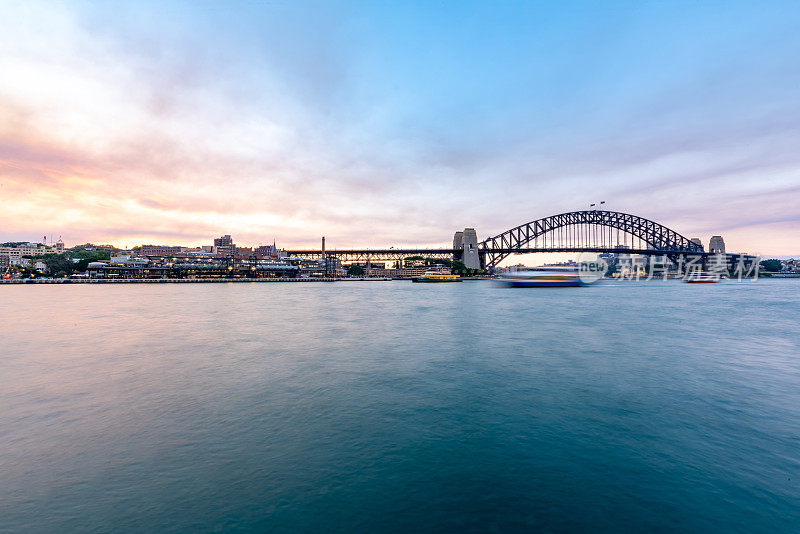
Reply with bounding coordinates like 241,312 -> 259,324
1,280 -> 799,532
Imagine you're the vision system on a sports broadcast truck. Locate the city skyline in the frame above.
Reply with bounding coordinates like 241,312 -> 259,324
2,1 -> 800,255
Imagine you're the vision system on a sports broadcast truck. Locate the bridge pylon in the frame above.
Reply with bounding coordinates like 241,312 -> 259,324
453,228 -> 481,270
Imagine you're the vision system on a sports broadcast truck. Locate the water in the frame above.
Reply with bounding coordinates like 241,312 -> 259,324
1,280 -> 799,533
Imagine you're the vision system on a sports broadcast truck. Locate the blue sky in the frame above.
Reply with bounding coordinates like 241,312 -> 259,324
1,0 -> 799,254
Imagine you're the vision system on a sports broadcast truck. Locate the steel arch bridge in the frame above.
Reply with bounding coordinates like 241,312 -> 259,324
285,210 -> 710,269
478,210 -> 704,268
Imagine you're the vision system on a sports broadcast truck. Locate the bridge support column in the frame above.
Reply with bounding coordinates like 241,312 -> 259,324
452,231 -> 464,263
454,228 -> 481,270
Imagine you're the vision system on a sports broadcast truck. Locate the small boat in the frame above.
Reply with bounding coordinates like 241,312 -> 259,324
498,267 -> 585,287
412,268 -> 462,283
684,271 -> 719,283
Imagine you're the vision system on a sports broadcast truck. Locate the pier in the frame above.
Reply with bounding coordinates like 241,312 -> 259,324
0,277 -> 338,284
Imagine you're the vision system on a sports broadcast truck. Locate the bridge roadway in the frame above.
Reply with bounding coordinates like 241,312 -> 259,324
284,248 -> 455,261
285,247 -> 749,262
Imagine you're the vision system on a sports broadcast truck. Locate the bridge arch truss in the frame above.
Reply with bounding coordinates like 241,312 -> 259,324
479,210 -> 705,268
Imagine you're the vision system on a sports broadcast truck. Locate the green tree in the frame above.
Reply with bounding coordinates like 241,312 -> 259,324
347,265 -> 365,276
46,254 -> 75,276
18,266 -> 41,278
760,259 -> 783,272
451,260 -> 468,275
71,249 -> 111,261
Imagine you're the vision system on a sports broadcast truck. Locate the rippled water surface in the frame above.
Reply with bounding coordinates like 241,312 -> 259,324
2,280 -> 799,532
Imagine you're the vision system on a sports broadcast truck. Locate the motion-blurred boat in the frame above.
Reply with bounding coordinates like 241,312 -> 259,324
684,271 -> 719,283
498,267 -> 584,287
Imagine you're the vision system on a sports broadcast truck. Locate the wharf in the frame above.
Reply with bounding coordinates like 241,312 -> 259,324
1,278 -> 338,284
338,277 -> 393,281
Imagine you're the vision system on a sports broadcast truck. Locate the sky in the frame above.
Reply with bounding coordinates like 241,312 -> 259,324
1,0 -> 799,255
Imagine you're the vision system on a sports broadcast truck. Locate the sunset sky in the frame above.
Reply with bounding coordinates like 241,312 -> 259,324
2,0 -> 799,255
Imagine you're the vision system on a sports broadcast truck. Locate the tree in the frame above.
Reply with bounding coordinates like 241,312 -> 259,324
46,254 -> 75,276
71,249 -> 111,261
347,265 -> 365,276
17,266 -> 41,278
760,259 -> 783,272
451,260 -> 468,275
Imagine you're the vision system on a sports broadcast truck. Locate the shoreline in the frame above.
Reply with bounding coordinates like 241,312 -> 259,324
0,277 -> 340,284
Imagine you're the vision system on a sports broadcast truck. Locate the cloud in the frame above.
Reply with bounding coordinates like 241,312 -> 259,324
1,1 -> 799,255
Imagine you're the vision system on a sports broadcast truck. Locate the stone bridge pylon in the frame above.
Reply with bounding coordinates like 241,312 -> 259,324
452,228 -> 481,269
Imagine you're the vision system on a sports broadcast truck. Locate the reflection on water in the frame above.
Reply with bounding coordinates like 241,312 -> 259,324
1,281 -> 799,532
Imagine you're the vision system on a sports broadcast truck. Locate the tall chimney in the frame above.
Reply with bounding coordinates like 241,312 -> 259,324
321,236 -> 326,258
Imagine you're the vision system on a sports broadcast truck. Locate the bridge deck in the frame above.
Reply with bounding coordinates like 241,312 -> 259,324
285,247 -> 746,258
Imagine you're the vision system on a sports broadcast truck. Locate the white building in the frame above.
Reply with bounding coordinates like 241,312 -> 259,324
0,243 -> 64,264
616,254 -> 647,275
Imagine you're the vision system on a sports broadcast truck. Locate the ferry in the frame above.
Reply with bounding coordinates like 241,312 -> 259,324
412,268 -> 462,283
498,266 -> 585,287
684,271 -> 719,283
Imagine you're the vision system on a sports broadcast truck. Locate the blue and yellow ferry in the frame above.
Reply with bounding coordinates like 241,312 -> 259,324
412,268 -> 462,283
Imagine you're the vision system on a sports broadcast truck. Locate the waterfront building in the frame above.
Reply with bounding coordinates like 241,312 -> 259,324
500,264 -> 531,273
0,242 -> 60,264
616,254 -> 647,276
235,247 -> 254,259
175,248 -> 215,258
255,243 -> 286,260
348,261 -> 387,271
404,257 -> 427,268
213,235 -> 235,256
140,245 -> 182,257
324,256 -> 342,275
86,256 -> 303,279
401,266 -> 430,278
367,266 -> 431,279
0,247 -> 24,264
